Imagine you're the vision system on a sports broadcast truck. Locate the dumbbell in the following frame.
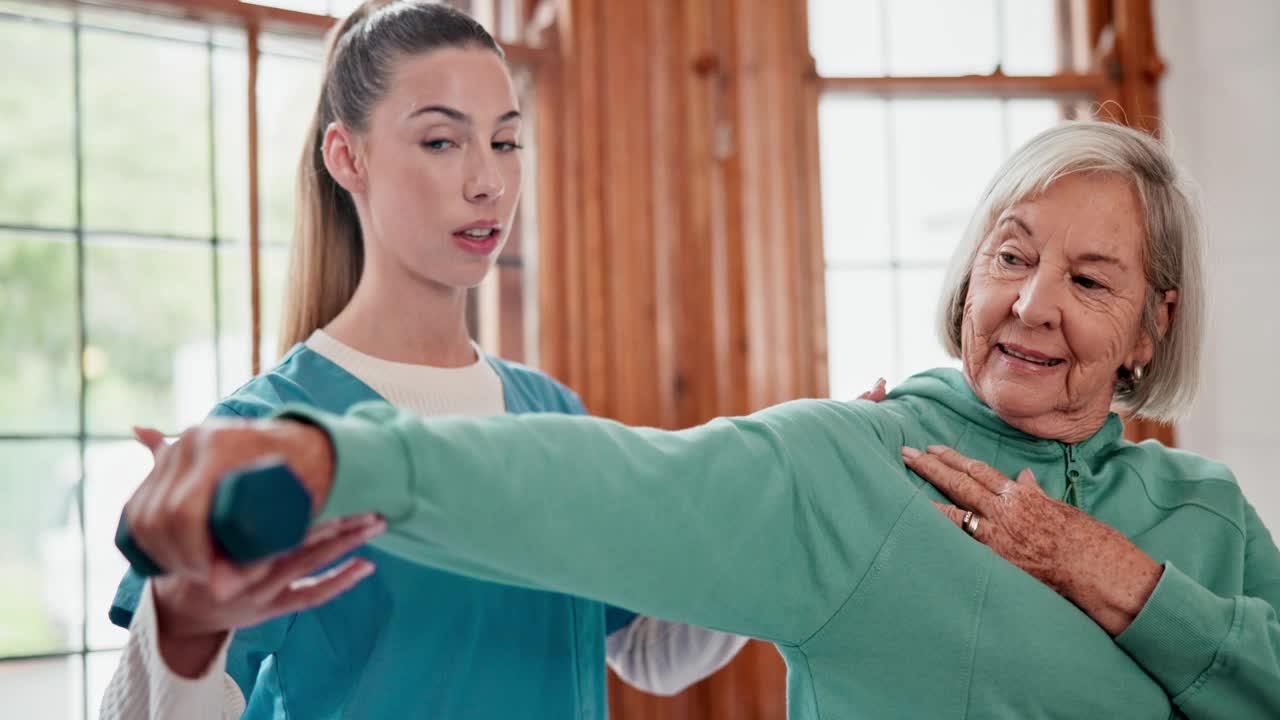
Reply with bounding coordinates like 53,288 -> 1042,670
114,459 -> 312,577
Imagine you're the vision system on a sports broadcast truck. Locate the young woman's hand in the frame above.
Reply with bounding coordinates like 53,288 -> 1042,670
124,421 -> 336,580
127,426 -> 377,676
150,511 -> 384,677
857,378 -> 889,402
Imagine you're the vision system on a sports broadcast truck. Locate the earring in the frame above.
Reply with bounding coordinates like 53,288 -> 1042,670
1132,365 -> 1144,382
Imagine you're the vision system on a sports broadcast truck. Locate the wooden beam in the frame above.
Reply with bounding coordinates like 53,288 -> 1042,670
796,0 -> 828,400
1111,0 -> 1163,134
819,72 -> 1106,99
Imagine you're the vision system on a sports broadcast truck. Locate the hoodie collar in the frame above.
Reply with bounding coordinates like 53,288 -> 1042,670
888,368 -> 1125,458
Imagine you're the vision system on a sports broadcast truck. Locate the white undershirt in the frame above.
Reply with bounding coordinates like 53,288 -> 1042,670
100,330 -> 747,718
304,330 -> 506,417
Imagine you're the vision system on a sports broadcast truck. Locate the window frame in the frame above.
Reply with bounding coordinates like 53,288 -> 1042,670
0,2 -> 551,715
806,0 -> 1171,442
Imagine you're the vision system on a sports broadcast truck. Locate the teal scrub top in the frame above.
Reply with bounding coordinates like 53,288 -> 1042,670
109,344 -> 636,719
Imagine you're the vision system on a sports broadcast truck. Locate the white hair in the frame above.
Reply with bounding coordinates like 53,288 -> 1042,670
937,121 -> 1205,421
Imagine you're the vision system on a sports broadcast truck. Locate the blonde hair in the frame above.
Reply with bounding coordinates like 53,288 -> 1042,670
937,121 -> 1205,421
278,0 -> 503,355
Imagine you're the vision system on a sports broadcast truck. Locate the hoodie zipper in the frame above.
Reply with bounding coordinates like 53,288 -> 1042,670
1061,443 -> 1082,508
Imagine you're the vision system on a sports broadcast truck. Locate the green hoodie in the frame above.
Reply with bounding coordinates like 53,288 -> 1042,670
283,368 -> 1280,719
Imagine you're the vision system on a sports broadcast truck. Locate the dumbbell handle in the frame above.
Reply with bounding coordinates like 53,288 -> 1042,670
115,459 -> 313,577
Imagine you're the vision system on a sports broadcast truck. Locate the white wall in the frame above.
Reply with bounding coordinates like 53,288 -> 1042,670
1155,0 -> 1280,531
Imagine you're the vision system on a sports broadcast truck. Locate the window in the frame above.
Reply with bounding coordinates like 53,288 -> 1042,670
0,1 -> 540,714
809,0 -> 1098,400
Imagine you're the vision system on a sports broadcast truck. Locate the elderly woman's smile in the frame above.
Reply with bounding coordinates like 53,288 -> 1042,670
993,343 -> 1065,368
958,173 -> 1176,444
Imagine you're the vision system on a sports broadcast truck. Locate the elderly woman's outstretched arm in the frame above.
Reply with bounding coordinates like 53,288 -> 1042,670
269,398 -> 916,644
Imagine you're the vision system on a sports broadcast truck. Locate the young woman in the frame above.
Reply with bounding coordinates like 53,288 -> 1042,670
100,3 -> 744,717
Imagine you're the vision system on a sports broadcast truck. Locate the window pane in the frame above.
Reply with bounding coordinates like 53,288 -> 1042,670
218,242 -> 290,395
898,267 -> 959,379
217,244 -> 254,396
259,43 -> 323,247
892,99 -> 1004,263
0,655 -> 83,720
0,232 -> 80,434
0,1 -> 73,21
85,440 -> 151,650
79,6 -> 209,43
88,649 -> 124,717
330,0 -> 366,17
808,0 -> 883,76
886,0 -> 999,76
1004,99 -> 1062,154
826,269 -> 895,398
1001,0 -> 1060,75
84,238 -> 216,435
818,97 -> 891,264
259,245 -> 290,369
81,26 -> 212,237
259,31 -> 327,60
215,44 -> 251,244
0,15 -> 75,228
0,441 -> 82,658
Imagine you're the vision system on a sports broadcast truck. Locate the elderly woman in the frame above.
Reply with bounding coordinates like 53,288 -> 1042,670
124,122 -> 1279,719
